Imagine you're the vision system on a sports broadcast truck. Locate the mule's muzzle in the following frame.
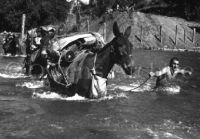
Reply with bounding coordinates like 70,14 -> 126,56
123,64 -> 136,75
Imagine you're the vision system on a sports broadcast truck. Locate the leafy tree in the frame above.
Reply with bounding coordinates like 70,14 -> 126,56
1,0 -> 200,32
0,0 -> 69,32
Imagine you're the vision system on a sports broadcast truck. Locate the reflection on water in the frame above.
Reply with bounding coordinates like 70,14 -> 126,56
0,50 -> 200,139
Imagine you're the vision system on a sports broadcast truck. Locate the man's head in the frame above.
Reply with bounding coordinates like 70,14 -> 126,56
169,57 -> 179,71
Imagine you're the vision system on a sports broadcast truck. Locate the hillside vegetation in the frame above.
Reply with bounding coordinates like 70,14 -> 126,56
1,0 -> 200,32
80,11 -> 200,50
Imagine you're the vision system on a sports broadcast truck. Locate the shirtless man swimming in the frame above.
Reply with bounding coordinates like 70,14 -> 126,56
149,57 -> 192,88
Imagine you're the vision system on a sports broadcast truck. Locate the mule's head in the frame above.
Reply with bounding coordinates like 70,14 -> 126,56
40,27 -> 55,58
112,22 -> 135,75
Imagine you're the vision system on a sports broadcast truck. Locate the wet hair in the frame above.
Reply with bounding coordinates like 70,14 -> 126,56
169,57 -> 179,67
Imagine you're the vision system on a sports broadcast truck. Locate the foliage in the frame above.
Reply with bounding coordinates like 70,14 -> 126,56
0,0 -> 70,32
0,0 -> 200,32
162,0 -> 200,21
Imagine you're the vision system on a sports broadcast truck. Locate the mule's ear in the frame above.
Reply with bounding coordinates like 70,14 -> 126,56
124,26 -> 131,38
113,22 -> 121,37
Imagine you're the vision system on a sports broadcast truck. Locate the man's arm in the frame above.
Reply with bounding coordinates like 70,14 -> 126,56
149,67 -> 168,77
177,69 -> 192,76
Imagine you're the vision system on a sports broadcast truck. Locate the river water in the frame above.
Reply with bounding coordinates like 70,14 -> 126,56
0,50 -> 200,139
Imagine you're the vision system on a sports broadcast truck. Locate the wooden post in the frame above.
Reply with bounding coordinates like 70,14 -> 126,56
159,25 -> 162,44
75,1 -> 81,31
140,26 -> 143,44
21,14 -> 26,40
104,22 -> 107,42
184,29 -> 186,43
192,28 -> 196,43
69,1 -> 75,15
87,19 -> 89,32
175,25 -> 178,45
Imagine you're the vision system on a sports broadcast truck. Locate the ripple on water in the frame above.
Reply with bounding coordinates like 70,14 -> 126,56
143,119 -> 198,139
0,96 -> 44,123
107,80 -> 181,97
0,60 -> 28,79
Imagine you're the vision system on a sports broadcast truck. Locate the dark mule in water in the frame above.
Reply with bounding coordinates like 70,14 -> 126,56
46,22 -> 135,98
3,33 -> 21,56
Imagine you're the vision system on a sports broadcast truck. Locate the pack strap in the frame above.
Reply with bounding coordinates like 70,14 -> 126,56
91,53 -> 97,76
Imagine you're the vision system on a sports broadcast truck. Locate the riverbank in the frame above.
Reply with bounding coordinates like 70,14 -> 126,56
143,47 -> 200,53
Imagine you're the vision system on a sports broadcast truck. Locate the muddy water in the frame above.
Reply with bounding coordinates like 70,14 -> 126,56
0,50 -> 200,139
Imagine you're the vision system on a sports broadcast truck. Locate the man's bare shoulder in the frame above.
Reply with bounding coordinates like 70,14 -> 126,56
160,66 -> 170,72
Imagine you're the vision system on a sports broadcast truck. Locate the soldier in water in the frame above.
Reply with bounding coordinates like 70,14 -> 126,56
149,57 -> 192,88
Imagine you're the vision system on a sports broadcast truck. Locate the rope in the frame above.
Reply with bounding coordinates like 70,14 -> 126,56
48,65 -> 71,88
130,76 -> 151,91
129,66 -> 151,91
58,52 -> 70,85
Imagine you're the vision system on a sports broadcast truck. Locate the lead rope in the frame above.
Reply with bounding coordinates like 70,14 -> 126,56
130,76 -> 151,91
131,65 -> 151,91
129,51 -> 151,90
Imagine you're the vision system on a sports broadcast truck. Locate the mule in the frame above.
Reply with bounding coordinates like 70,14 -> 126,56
46,22 -> 135,99
24,27 -> 105,76
24,27 -> 53,76
3,34 -> 20,56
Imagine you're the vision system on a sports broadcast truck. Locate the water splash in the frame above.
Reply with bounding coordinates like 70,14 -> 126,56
0,73 -> 27,78
162,86 -> 180,93
141,127 -> 183,139
32,91 -> 127,102
163,132 -> 183,139
33,92 -> 85,101
0,54 -> 26,57
156,86 -> 181,95
144,128 -> 159,138
17,80 -> 44,89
